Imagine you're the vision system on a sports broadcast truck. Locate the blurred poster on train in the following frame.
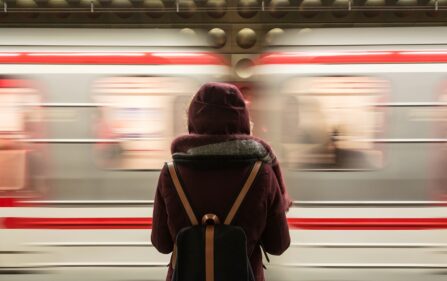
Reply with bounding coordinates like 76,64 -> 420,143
0,83 -> 40,134
93,76 -> 195,170
0,95 -> 23,133
280,76 -> 386,170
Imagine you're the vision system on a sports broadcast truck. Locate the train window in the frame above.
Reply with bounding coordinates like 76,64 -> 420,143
0,78 -> 42,191
93,76 -> 196,170
280,76 -> 386,170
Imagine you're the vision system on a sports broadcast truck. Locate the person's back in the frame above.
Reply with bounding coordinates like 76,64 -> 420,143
151,82 -> 291,281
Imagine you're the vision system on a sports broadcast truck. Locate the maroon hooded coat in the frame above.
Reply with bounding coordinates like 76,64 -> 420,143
151,82 -> 291,281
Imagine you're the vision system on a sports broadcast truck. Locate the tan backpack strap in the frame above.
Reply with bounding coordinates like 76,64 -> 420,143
167,162 -> 199,226
170,244 -> 177,269
224,161 -> 262,225
205,225 -> 215,281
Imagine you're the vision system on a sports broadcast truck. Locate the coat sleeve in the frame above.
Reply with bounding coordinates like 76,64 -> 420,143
260,169 -> 291,255
151,166 -> 174,254
271,160 -> 293,212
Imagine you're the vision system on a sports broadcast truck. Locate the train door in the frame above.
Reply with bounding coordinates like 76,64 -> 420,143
0,78 -> 44,197
433,89 -> 447,200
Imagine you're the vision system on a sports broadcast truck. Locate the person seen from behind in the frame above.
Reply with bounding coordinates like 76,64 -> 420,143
151,82 -> 292,281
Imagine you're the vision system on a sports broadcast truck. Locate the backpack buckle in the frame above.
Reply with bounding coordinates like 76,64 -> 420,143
202,213 -> 220,225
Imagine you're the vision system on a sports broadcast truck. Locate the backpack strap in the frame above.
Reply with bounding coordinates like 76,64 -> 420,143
224,160 -> 262,225
205,225 -> 215,281
167,162 -> 199,226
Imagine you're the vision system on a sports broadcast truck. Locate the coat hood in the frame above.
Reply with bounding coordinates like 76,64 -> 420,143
188,82 -> 250,135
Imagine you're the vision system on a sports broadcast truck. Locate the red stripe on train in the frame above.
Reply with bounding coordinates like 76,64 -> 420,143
0,198 -> 40,207
0,52 -> 226,65
0,79 -> 32,88
258,50 -> 447,65
2,217 -> 447,230
2,217 -> 153,229
287,218 -> 447,230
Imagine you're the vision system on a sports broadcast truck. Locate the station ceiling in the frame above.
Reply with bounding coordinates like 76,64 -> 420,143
1,0 -> 446,81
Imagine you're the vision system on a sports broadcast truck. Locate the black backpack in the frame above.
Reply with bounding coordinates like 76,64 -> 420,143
167,160 -> 262,281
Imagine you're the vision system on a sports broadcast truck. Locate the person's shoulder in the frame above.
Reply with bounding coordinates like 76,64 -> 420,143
256,162 -> 276,181
157,163 -> 172,186
160,162 -> 169,174
258,160 -> 272,169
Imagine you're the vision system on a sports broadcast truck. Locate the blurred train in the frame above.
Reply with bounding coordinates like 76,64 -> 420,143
0,27 -> 446,281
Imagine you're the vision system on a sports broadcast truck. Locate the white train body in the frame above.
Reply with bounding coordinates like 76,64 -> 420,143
0,27 -> 446,281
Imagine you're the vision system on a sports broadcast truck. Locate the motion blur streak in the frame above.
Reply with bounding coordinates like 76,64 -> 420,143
0,27 -> 447,281
2,216 -> 447,230
258,50 -> 447,64
0,52 -> 226,65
